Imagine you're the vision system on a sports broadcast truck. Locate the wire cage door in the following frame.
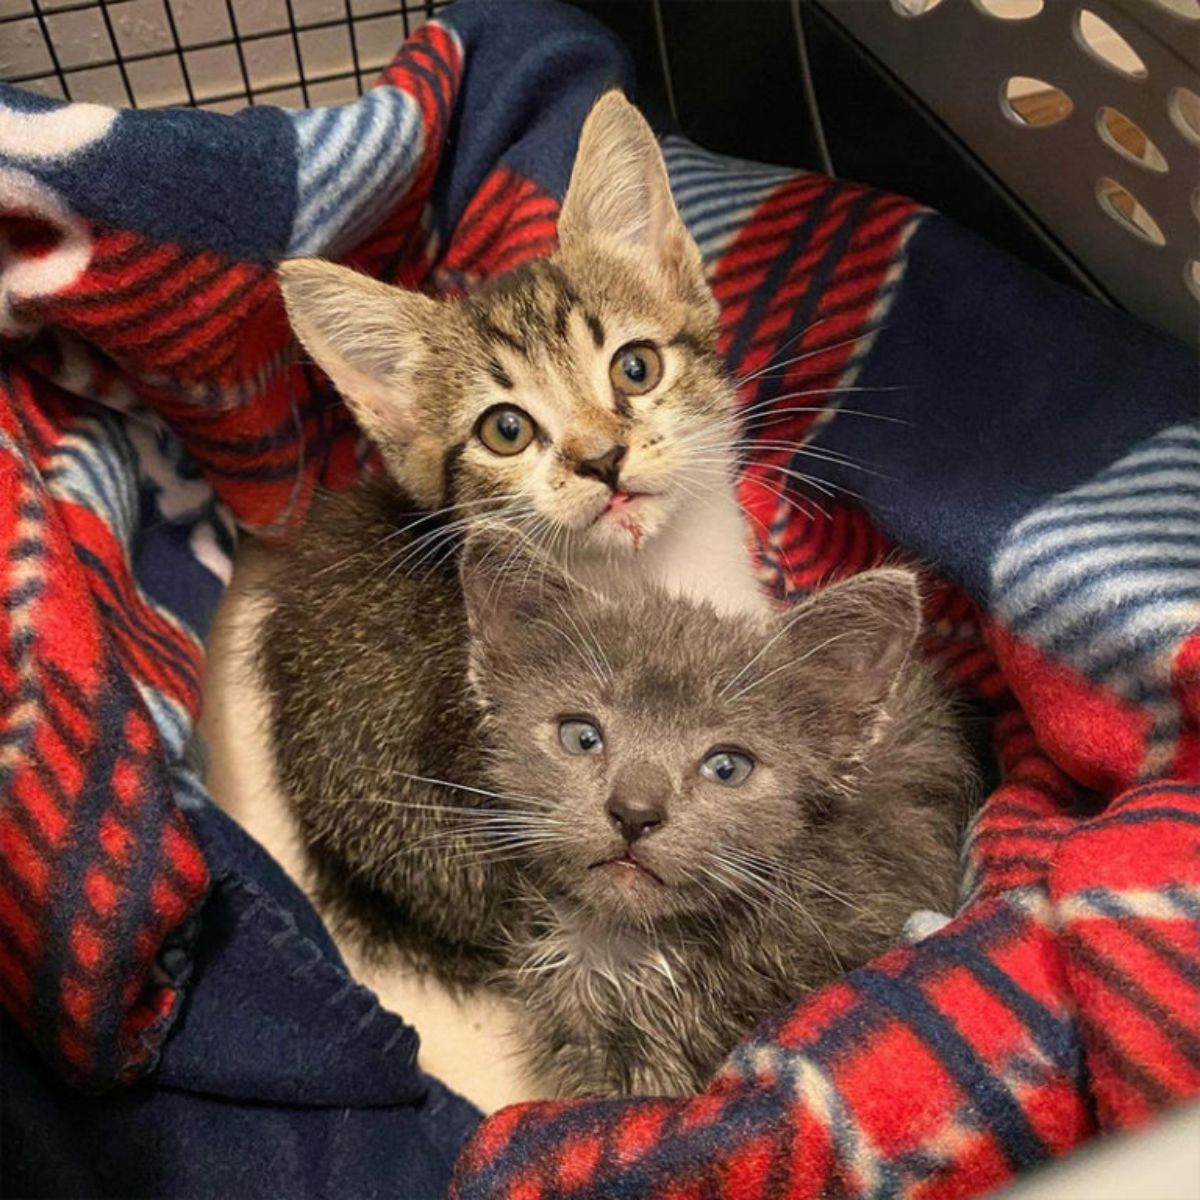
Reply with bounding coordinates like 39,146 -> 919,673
1,0 -> 451,112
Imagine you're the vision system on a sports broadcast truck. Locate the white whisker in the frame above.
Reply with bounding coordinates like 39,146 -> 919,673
732,328 -> 888,390
725,631 -> 852,702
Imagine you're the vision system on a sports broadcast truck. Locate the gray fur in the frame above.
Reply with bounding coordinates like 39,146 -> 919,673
461,541 -> 980,1096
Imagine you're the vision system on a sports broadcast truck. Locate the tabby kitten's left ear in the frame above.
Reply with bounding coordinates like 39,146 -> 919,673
558,91 -> 713,313
277,258 -> 441,451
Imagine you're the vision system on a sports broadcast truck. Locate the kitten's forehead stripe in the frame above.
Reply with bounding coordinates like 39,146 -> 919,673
553,292 -> 574,343
471,259 -> 590,364
586,314 -> 605,348
487,359 -> 514,389
540,261 -> 580,309
473,314 -> 528,358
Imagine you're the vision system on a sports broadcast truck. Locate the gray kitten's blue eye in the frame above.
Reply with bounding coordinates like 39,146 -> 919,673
477,405 -> 536,455
558,719 -> 604,755
700,749 -> 754,787
609,343 -> 663,395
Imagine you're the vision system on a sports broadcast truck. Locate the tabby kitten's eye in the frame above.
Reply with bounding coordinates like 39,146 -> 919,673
609,342 -> 663,395
477,405 -> 537,456
700,749 -> 754,787
558,718 -> 605,756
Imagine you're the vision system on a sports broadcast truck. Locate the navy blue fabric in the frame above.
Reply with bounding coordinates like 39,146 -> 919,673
134,472 -> 233,647
0,87 -> 299,262
430,0 -> 634,241
2,805 -> 481,1199
810,218 -> 1198,599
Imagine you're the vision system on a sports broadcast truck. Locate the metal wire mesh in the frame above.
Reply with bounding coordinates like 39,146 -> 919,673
1,0 -> 452,111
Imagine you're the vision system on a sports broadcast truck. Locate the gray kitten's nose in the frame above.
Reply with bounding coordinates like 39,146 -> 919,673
606,798 -> 664,844
576,444 -> 627,490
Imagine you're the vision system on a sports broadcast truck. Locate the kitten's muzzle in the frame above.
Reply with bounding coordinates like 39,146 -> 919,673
606,763 -> 671,845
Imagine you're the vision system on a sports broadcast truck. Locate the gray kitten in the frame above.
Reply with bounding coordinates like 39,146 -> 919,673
258,492 -> 977,1092
458,539 -> 979,1097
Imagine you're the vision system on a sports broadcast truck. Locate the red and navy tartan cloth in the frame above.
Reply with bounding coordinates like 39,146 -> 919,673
1,0 -> 1197,1195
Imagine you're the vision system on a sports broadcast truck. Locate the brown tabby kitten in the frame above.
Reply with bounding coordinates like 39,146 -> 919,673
260,92 -> 770,981
256,483 -> 502,982
459,538 -> 978,1097
277,91 -> 769,621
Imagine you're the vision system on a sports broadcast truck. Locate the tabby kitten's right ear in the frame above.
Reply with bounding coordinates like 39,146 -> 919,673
277,258 -> 441,449
558,91 -> 712,314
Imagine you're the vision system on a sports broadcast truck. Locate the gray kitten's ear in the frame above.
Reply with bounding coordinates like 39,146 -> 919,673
558,91 -> 710,308
785,568 -> 923,707
277,258 -> 441,445
459,532 -> 588,674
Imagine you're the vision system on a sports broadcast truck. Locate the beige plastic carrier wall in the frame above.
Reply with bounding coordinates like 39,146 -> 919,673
818,0 -> 1200,348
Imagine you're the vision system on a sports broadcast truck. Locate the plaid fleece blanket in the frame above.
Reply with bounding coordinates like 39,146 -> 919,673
1,0 -> 1197,1196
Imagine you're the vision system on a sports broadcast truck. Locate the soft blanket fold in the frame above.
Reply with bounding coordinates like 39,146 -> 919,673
0,0 -> 1196,1197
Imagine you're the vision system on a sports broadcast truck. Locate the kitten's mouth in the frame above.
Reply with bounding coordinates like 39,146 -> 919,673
588,852 -> 664,886
607,489 -> 651,508
595,490 -> 656,518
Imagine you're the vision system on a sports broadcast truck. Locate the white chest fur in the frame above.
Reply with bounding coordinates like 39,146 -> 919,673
521,907 -> 684,1003
577,473 -> 772,621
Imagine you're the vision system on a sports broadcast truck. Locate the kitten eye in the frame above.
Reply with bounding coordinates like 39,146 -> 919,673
477,405 -> 537,456
609,342 -> 663,396
558,718 -> 605,756
700,749 -> 754,787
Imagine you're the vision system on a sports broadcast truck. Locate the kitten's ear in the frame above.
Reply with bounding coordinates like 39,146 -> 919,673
459,531 -> 587,676
277,258 -> 441,446
558,91 -> 710,307
785,569 -> 923,708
